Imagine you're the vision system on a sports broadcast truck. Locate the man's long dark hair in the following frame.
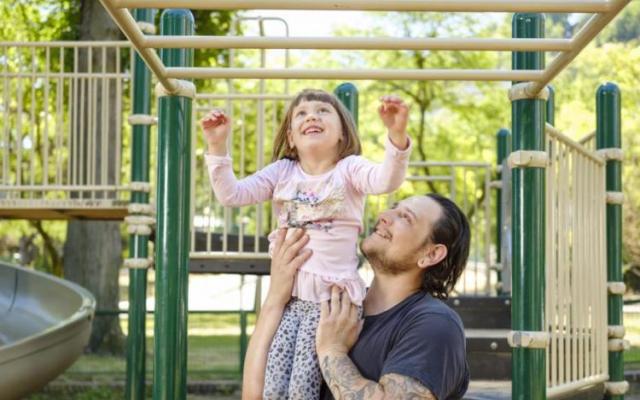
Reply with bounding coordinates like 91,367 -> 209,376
422,194 -> 471,300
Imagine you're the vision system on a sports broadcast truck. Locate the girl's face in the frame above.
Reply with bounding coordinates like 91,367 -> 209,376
288,100 -> 343,161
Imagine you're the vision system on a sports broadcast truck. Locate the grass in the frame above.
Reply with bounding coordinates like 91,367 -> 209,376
26,313 -> 257,399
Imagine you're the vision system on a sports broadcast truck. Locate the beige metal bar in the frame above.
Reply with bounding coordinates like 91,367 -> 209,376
545,123 -> 604,165
410,161 -> 492,168
527,0 -> 631,95
43,47 -> 50,188
0,41 -> 130,48
98,0 -> 176,92
113,0 -> 612,13
547,374 -> 608,399
167,67 -> 544,81
0,185 -> 130,191
190,252 -> 270,260
146,36 -> 574,52
2,45 -> 8,184
196,93 -> 294,100
578,130 -> 596,145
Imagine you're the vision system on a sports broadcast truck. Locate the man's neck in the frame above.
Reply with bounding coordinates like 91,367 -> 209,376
364,273 -> 421,317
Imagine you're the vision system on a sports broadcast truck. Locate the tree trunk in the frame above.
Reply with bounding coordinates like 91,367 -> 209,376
63,0 -> 125,355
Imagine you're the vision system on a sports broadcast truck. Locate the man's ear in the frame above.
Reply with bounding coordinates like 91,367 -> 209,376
417,244 -> 447,269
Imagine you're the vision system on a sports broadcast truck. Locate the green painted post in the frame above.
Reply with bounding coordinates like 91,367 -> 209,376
334,82 -> 359,127
511,13 -> 546,400
546,86 -> 555,126
153,9 -> 194,400
126,9 -> 156,400
240,310 -> 248,373
495,128 -> 511,294
597,83 -> 625,400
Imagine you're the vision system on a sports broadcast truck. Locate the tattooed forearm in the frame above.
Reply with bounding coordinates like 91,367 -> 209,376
379,374 -> 436,400
319,354 -> 435,400
320,353 -> 382,399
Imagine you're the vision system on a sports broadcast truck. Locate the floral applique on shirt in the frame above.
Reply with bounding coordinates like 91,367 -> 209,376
280,179 -> 345,232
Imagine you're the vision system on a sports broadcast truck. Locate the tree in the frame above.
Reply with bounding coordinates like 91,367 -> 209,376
62,0 -> 126,355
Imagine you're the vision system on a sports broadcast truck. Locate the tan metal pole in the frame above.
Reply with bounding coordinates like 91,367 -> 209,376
98,0 -> 177,92
146,36 -> 573,52
113,0 -> 611,13
527,0 -> 631,95
166,67 -> 543,81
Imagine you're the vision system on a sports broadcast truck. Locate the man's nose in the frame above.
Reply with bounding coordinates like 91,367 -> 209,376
379,212 -> 392,226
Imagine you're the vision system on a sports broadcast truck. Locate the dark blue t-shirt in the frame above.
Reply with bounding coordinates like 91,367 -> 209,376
320,291 -> 469,400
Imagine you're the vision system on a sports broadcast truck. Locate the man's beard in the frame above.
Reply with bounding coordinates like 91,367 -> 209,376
360,237 -> 417,276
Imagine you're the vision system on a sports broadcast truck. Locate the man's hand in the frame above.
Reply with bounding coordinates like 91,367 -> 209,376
316,286 -> 363,358
265,228 -> 312,308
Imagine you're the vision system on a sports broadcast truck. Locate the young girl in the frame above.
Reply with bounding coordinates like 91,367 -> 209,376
201,89 -> 411,399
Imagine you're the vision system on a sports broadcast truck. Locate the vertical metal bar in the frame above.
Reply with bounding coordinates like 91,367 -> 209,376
125,9 -> 156,400
89,45 -> 96,198
56,46 -> 64,185
154,9 -> 194,400
496,128 -> 511,295
44,47 -> 50,190
102,46 -> 108,188
545,88 -> 555,388
2,45 -> 9,185
334,82 -> 359,128
16,48 -> 23,187
116,46 -> 123,187
597,82 -> 624,400
511,13 -> 546,400
29,47 -> 36,191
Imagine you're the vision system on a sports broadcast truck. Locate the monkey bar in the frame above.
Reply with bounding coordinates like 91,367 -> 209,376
99,0 -> 630,96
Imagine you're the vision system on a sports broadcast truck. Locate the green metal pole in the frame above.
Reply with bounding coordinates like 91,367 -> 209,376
153,9 -> 194,400
126,9 -> 156,400
511,13 -> 546,400
334,82 -> 359,128
495,128 -> 511,295
597,82 -> 625,400
546,86 -> 555,126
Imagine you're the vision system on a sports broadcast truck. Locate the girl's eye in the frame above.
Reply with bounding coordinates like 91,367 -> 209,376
319,107 -> 329,113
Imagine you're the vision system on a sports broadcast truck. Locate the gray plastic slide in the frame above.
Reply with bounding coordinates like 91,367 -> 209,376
0,261 -> 95,400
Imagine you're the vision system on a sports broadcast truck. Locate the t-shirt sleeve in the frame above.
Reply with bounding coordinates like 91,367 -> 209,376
204,154 -> 283,207
343,136 -> 412,195
381,313 -> 469,400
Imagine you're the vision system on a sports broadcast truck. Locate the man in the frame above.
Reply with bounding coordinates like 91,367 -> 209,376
242,194 -> 470,400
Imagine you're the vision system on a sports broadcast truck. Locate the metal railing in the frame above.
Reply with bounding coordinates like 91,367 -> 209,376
0,41 -> 133,218
544,124 -> 608,397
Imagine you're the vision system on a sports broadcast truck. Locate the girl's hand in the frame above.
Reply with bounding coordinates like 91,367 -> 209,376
265,228 -> 312,308
201,109 -> 231,155
378,95 -> 410,150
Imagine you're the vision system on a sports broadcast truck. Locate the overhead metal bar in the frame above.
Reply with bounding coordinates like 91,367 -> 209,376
166,67 -> 544,81
527,0 -> 631,95
145,36 -> 574,52
99,0 -> 178,92
112,0 -> 612,13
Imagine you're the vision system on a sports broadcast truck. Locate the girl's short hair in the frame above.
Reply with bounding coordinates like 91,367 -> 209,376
271,89 -> 362,162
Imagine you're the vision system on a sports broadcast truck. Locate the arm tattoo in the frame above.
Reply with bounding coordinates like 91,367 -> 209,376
319,354 -> 435,400
379,374 -> 436,400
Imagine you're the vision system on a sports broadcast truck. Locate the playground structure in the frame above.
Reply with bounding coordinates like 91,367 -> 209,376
0,0 -> 631,398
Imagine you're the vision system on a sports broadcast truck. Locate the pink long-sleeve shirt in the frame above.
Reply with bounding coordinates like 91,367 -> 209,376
205,137 -> 412,304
